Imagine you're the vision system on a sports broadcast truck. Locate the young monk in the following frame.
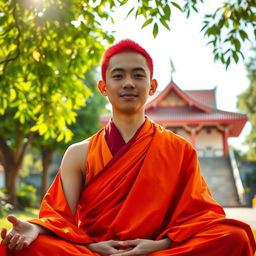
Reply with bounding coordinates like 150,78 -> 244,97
1,39 -> 255,256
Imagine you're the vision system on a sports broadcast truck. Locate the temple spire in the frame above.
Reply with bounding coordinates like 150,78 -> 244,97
169,58 -> 176,82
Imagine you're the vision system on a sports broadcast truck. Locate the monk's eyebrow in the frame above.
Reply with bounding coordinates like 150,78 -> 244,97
110,67 -> 146,73
111,67 -> 124,73
133,67 -> 146,73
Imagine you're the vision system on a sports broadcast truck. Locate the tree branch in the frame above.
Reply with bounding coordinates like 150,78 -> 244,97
17,132 -> 37,167
0,135 -> 14,161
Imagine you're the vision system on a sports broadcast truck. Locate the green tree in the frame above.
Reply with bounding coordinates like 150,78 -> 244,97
0,0 -> 114,205
68,69 -> 108,143
34,68 -> 108,199
0,0 -> 255,205
20,151 -> 42,178
237,47 -> 256,160
122,0 -> 256,67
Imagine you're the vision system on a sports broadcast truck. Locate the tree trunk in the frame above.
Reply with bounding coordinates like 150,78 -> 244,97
4,162 -> 20,207
41,147 -> 55,200
0,133 -> 35,208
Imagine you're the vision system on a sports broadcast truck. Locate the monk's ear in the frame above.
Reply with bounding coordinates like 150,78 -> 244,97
98,80 -> 107,96
149,79 -> 158,96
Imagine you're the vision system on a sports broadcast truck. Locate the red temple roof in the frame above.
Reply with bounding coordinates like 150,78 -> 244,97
185,88 -> 217,108
146,81 -> 214,113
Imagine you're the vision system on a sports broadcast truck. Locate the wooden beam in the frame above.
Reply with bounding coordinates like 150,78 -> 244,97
223,127 -> 230,156
191,127 -> 196,147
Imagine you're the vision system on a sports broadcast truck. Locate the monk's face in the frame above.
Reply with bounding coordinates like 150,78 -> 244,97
98,52 -> 157,115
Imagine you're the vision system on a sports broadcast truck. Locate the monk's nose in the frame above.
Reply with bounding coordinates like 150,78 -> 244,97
123,77 -> 135,89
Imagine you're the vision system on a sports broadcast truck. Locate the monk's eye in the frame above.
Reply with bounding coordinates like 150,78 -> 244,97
112,74 -> 123,79
134,73 -> 145,79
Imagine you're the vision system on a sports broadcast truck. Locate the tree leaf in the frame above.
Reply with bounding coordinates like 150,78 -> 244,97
225,56 -> 231,69
120,0 -> 129,6
160,17 -> 170,30
192,5 -> 198,13
141,18 -> 153,29
10,89 -> 16,102
163,5 -> 171,20
153,22 -> 159,38
238,50 -> 244,59
171,2 -> 183,12
232,51 -> 239,63
214,53 -> 219,62
233,38 -> 241,51
39,123 -> 48,135
135,7 -> 142,18
126,7 -> 135,19
200,23 -> 208,32
223,49 -> 230,55
239,30 -> 248,41
223,8 -> 231,19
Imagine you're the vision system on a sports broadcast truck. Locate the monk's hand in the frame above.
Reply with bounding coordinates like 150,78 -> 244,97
86,240 -> 132,256
109,238 -> 172,256
1,215 -> 40,250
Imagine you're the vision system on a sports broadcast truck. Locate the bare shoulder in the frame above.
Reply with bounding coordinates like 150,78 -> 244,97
60,137 -> 91,175
67,137 -> 91,155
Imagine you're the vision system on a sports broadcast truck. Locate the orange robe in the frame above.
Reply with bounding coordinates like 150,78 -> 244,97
1,118 -> 255,255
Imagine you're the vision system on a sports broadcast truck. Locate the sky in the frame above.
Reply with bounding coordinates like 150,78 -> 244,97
102,0 -> 253,151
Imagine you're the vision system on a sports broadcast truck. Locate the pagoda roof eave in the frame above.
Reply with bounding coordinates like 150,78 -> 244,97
99,113 -> 247,137
144,117 -> 247,137
145,81 -> 215,113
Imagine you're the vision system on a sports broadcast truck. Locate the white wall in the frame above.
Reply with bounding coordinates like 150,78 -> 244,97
196,128 -> 223,157
175,127 -> 224,157
0,172 -> 4,189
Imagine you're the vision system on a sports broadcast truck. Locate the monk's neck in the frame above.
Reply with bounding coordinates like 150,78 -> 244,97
112,113 -> 145,143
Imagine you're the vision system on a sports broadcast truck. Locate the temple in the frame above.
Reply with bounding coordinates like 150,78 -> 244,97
144,81 -> 247,158
100,81 -> 248,207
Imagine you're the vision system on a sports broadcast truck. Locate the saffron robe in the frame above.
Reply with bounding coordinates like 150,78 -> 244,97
1,118 -> 255,256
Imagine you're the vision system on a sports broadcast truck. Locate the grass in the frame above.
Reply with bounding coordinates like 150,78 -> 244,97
0,208 -> 255,241
0,208 -> 39,230
253,229 -> 256,239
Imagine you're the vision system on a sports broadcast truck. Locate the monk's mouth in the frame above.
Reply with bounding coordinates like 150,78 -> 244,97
120,94 -> 138,99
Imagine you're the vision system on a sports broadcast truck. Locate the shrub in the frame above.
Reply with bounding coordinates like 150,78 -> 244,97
16,183 -> 38,209
0,190 -> 13,217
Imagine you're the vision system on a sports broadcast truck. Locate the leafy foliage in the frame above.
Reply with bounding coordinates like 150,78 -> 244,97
201,0 -> 256,68
0,0 -> 114,142
30,67 -> 108,197
237,47 -> 256,160
20,151 -> 42,178
68,67 -> 109,144
0,190 -> 13,217
16,183 -> 38,209
35,67 -> 108,151
125,0 -> 255,67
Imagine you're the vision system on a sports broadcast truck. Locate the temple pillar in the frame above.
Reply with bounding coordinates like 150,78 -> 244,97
190,127 -> 196,147
223,127 -> 229,156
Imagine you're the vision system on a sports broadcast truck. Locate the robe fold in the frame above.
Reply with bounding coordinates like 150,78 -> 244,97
1,118 -> 255,255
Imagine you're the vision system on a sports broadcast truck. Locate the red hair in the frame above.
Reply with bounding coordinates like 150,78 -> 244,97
101,39 -> 153,81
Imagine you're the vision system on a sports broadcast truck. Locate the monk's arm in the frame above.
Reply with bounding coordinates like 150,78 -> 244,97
60,140 -> 89,215
1,216 -> 52,250
1,141 -> 89,251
